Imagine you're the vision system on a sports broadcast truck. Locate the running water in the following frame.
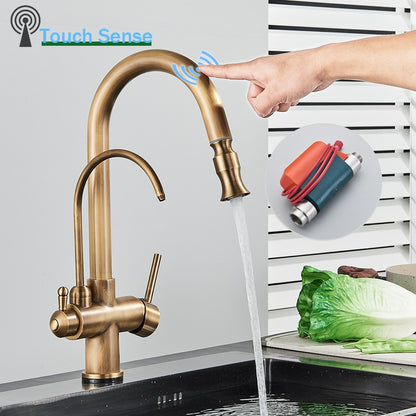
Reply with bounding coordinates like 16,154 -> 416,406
230,196 -> 268,416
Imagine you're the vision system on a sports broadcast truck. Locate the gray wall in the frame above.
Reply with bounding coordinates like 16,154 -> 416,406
0,1 -> 267,382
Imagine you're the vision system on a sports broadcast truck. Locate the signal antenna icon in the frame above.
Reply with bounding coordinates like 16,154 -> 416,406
11,5 -> 41,47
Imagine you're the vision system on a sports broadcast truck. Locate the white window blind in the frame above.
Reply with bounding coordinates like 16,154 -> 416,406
267,0 -> 412,336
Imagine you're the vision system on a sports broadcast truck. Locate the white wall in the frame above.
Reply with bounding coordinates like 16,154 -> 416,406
0,1 -> 267,383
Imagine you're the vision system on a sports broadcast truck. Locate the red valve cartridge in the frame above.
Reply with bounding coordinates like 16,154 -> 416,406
280,141 -> 362,226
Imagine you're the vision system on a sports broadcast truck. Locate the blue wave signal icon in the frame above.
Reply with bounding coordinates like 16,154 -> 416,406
172,64 -> 201,85
171,51 -> 218,85
197,51 -> 219,66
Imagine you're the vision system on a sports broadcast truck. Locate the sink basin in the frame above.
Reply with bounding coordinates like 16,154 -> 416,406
1,342 -> 416,415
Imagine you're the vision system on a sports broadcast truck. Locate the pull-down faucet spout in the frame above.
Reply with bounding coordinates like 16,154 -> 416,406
87,49 -> 250,281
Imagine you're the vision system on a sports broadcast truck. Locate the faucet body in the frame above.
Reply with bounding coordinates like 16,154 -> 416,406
50,50 -> 249,383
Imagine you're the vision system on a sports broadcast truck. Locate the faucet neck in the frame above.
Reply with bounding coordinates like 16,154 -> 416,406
88,50 -> 232,148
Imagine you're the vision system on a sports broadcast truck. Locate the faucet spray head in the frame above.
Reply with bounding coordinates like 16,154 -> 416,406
210,138 -> 250,201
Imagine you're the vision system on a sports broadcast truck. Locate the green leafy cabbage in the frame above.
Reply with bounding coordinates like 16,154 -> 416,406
297,266 -> 416,342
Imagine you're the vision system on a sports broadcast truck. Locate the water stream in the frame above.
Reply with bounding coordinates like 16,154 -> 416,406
230,196 -> 268,416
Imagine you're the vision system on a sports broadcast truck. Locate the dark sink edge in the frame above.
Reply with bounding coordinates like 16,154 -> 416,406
3,341 -> 416,415
0,341 -> 253,394
382,408 -> 416,416
2,356 -> 416,416
0,360 -> 258,416
267,358 -> 416,403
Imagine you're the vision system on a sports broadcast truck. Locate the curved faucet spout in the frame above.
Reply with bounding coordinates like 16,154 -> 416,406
87,49 -> 249,280
88,49 -> 233,145
72,149 -> 165,303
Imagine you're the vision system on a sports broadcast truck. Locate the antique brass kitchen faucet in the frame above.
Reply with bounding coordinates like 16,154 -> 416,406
50,50 -> 249,383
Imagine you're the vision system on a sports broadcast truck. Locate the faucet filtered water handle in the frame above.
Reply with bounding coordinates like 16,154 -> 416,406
58,286 -> 69,311
50,286 -> 79,338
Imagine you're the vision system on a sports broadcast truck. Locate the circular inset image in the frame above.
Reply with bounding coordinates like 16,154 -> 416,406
267,123 -> 382,240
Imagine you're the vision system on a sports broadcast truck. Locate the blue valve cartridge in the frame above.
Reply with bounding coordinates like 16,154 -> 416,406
290,152 -> 362,226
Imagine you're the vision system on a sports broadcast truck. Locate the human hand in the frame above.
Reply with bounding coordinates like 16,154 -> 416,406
199,48 -> 333,118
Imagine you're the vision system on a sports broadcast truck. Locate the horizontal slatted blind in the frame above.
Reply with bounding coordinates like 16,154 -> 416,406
267,0 -> 411,336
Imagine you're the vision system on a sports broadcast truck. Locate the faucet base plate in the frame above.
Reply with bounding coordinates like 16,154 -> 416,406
82,371 -> 123,384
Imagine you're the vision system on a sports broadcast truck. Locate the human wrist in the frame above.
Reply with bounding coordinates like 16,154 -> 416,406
315,43 -> 340,84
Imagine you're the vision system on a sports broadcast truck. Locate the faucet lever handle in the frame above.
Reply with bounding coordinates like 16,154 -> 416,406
58,286 -> 69,311
144,253 -> 161,303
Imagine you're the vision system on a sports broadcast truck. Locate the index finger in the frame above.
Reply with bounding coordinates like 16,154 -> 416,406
198,62 -> 254,81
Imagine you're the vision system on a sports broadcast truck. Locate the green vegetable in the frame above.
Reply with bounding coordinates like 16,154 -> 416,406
343,338 -> 416,354
297,266 -> 416,342
297,266 -> 338,338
